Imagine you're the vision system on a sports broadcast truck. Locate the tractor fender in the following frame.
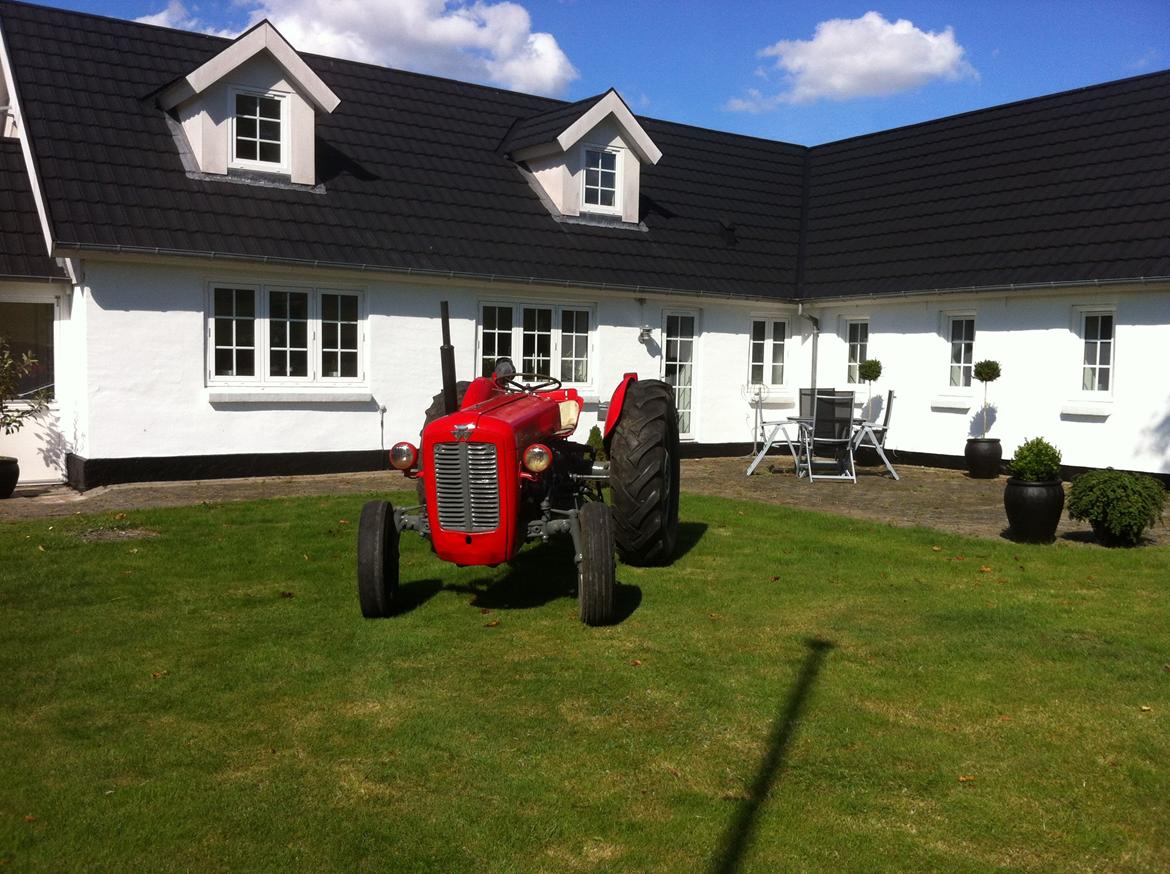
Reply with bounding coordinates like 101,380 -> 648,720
602,373 -> 639,448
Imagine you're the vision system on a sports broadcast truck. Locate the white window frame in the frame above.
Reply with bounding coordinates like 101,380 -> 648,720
475,300 -> 597,390
0,291 -> 60,406
228,87 -> 290,174
662,308 -> 699,440
943,312 -> 976,389
748,317 -> 788,388
580,144 -> 622,216
845,319 -> 869,385
205,283 -> 366,388
1075,306 -> 1116,396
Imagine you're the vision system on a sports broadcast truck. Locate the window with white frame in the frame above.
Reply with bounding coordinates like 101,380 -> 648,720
846,320 -> 868,384
582,147 -> 619,212
231,90 -> 286,170
208,285 -> 363,385
1081,311 -> 1114,392
749,319 -> 786,386
947,316 -> 975,387
477,302 -> 593,385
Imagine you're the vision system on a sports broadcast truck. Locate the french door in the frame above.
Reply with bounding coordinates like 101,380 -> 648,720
661,311 -> 696,438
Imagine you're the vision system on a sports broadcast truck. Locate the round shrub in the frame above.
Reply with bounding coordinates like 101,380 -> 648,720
973,360 -> 1001,383
858,359 -> 882,382
1067,469 -> 1166,547
1009,437 -> 1062,482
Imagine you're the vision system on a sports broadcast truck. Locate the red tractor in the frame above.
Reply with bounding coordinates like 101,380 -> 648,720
358,302 -> 680,625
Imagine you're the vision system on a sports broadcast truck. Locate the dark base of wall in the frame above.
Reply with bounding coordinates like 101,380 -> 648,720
61,446 -> 1170,491
65,450 -> 388,491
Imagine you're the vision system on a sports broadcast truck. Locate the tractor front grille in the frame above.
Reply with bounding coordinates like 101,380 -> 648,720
432,442 -> 500,533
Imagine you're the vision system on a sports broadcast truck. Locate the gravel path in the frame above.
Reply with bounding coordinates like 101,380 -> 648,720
2,457 -> 1165,547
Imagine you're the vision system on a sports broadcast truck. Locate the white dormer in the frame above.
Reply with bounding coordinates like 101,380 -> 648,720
505,90 -> 662,225
157,21 -> 339,185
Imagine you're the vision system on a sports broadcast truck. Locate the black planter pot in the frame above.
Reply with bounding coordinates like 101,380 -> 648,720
1004,478 -> 1065,543
0,457 -> 18,500
965,438 -> 1002,478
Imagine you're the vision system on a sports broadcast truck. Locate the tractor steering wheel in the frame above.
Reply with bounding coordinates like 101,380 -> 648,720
497,372 -> 563,394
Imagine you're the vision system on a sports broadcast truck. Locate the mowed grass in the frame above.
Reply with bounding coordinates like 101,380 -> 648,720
1,492 -> 1168,873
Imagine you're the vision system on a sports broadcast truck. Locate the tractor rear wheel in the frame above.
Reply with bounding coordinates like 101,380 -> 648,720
608,379 -> 680,566
417,381 -> 470,504
357,499 -> 399,617
578,502 -> 615,626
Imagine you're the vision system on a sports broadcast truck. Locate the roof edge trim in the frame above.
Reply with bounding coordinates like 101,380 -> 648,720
159,20 -> 340,113
556,90 -> 662,165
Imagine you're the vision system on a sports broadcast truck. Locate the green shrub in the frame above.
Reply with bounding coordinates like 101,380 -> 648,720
1009,437 -> 1062,482
858,359 -> 882,382
1067,469 -> 1166,547
973,360 -> 1001,383
586,424 -> 606,461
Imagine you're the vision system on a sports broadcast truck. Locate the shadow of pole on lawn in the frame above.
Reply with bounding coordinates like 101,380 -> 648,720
708,637 -> 834,874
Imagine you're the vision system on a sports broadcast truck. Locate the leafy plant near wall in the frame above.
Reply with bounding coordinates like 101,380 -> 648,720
586,424 -> 606,462
0,336 -> 50,436
973,360 -> 1001,439
857,359 -> 882,383
1009,437 -> 1062,482
1067,469 -> 1166,547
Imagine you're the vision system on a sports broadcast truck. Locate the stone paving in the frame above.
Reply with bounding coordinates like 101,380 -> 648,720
1,455 -> 1165,547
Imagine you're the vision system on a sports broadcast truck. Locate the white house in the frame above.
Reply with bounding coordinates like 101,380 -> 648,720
1,1 -> 1167,489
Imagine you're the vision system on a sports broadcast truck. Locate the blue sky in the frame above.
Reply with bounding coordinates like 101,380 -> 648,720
34,0 -> 1170,145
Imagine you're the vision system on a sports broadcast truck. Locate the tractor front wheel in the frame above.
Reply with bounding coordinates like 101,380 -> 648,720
357,500 -> 400,617
608,379 -> 680,566
578,502 -> 615,626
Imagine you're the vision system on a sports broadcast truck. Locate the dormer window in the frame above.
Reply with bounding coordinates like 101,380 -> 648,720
232,90 -> 286,171
583,147 -> 619,212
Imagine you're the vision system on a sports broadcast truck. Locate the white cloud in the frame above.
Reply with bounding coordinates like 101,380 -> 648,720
136,0 -> 578,96
727,11 -> 976,111
135,1 -> 237,38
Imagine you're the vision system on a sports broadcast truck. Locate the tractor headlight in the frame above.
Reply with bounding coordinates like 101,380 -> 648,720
389,441 -> 419,471
522,443 -> 553,473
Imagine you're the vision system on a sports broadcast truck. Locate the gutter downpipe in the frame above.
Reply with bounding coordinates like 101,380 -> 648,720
798,301 -> 820,394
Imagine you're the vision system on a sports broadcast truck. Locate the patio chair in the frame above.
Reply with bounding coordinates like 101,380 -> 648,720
745,387 -> 836,476
852,390 -> 899,480
797,390 -> 856,483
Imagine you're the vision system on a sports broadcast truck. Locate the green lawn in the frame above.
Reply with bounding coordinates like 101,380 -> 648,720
1,493 -> 1167,873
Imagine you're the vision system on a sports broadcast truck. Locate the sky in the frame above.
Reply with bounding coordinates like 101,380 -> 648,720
29,0 -> 1170,145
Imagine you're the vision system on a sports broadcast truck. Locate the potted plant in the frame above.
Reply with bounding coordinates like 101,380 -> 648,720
964,359 -> 1002,478
1003,436 -> 1064,542
1,336 -> 50,499
858,359 -> 882,417
1067,469 -> 1166,547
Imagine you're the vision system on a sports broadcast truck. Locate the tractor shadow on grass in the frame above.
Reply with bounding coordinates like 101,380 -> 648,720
392,579 -> 445,615
708,637 -> 834,874
673,521 -> 708,560
445,539 -> 643,624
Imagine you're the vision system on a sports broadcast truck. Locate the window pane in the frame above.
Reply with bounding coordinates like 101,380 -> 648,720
236,349 -> 254,377
259,120 -> 280,141
214,318 -> 232,346
236,140 -> 257,161
339,296 -> 358,321
258,142 -> 281,163
1100,315 -> 1113,339
323,322 -> 338,347
585,168 -> 600,187
598,190 -> 614,206
259,97 -> 281,119
340,352 -> 358,377
269,349 -> 285,376
271,320 -> 287,347
214,288 -> 233,313
751,320 -> 765,342
0,302 -> 54,398
235,290 -> 254,317
215,348 -> 234,376
290,321 -> 307,347
340,323 -> 357,349
322,295 -> 338,321
1084,315 -> 1099,341
1098,369 -> 1110,391
236,94 -> 257,115
237,117 -> 257,140
290,351 -> 307,377
750,363 -> 763,384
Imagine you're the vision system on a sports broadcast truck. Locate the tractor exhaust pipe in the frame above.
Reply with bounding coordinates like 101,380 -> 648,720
439,301 -> 458,415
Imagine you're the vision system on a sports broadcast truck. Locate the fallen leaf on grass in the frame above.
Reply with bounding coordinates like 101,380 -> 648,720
338,519 -> 350,526
302,554 -> 310,561
484,619 -> 500,628
630,659 -> 643,667
708,613 -> 720,620
1140,705 -> 1152,712
931,546 -> 942,552
958,775 -> 976,783
114,513 -> 126,520
280,591 -> 295,599
23,815 -> 36,823
769,575 -> 780,582
1163,664 -> 1170,673
36,544 -> 45,552
979,565 -> 992,573
151,670 -> 169,680
997,714 -> 1011,722
952,555 -> 966,561
479,608 -> 492,615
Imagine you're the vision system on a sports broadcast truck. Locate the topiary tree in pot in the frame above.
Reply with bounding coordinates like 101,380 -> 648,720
858,359 -> 882,418
1,337 -> 50,499
1003,436 -> 1064,542
965,360 -> 1002,478
1067,469 -> 1165,547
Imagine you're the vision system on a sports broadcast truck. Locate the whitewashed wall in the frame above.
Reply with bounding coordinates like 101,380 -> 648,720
75,258 -> 797,461
47,258 -> 1170,478
810,285 -> 1170,474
